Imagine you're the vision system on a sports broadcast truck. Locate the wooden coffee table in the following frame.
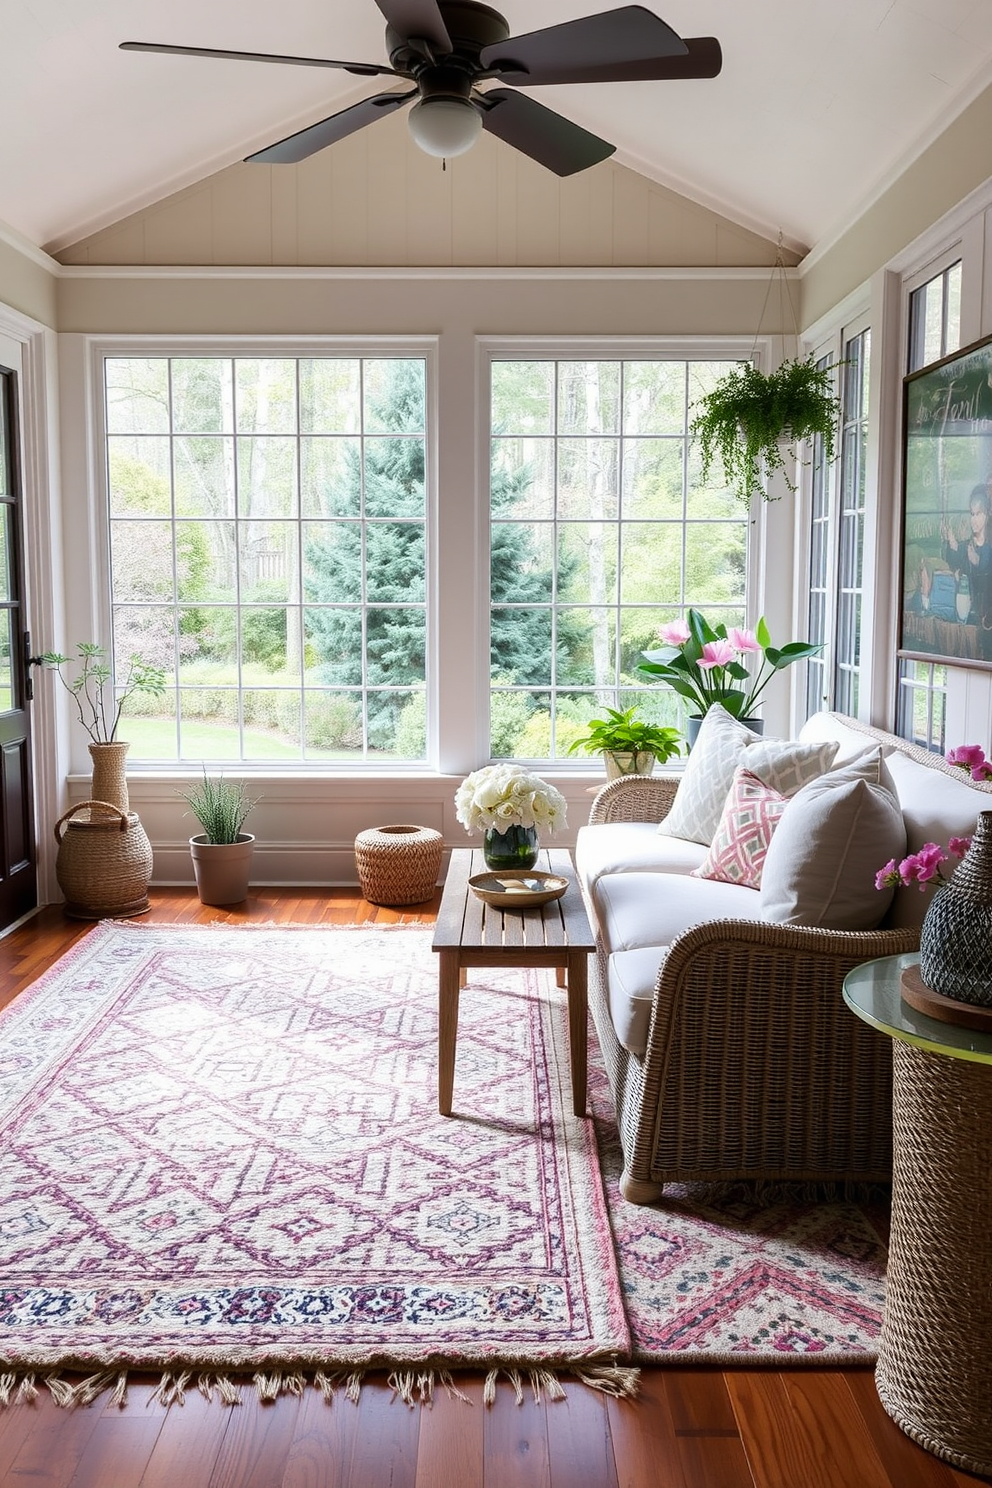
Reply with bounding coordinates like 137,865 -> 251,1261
432,846 -> 596,1118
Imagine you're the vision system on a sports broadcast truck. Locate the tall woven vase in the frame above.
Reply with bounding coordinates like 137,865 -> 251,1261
89,741 -> 130,813
919,809 -> 992,1007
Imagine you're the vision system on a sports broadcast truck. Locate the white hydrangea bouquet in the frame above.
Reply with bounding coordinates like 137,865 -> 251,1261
454,764 -> 567,835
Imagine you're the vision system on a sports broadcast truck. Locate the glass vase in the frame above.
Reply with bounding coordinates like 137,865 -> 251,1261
483,824 -> 539,871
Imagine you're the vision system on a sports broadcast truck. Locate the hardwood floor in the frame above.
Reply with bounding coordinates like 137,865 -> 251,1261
0,887 -> 987,1488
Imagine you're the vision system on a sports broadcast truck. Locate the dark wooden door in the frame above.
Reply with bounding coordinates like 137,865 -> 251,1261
0,364 -> 36,929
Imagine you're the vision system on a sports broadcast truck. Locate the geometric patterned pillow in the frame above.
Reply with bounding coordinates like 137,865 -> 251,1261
690,767 -> 790,888
741,737 -> 839,796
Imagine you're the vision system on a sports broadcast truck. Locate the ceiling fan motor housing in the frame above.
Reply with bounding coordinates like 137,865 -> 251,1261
386,1 -> 510,77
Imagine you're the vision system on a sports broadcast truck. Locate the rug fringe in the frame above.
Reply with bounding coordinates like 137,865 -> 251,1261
0,1363 -> 639,1409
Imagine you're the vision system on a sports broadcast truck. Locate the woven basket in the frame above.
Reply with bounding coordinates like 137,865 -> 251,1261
354,824 -> 443,906
54,800 -> 153,919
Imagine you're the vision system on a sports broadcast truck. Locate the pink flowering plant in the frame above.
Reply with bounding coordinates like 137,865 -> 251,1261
946,743 -> 992,782
876,837 -> 972,893
638,608 -> 822,721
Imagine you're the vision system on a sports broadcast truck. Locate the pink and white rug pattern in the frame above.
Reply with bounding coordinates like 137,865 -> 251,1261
0,922 -> 886,1391
0,923 -> 627,1381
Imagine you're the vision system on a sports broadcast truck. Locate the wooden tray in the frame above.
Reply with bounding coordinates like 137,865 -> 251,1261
468,870 -> 569,910
900,964 -> 992,1032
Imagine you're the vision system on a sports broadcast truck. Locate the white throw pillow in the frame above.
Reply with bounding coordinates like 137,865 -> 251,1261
660,705 -> 764,845
759,748 -> 907,930
660,705 -> 840,846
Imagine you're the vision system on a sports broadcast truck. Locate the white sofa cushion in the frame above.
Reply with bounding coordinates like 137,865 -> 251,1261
575,822 -> 708,897
592,870 -> 763,954
759,748 -> 906,930
607,947 -> 669,1057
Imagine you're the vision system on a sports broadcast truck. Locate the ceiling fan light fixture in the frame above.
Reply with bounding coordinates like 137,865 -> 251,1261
407,96 -> 482,158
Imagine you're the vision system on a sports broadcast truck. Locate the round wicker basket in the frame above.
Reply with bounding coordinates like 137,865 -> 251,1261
354,824 -> 443,906
54,800 -> 153,919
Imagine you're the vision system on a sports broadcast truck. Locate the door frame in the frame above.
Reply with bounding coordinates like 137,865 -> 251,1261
0,305 -> 64,906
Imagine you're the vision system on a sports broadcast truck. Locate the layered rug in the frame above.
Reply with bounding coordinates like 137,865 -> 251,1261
0,922 -> 886,1406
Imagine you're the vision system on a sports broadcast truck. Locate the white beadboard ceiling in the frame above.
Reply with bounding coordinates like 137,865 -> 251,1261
5,0 -> 992,258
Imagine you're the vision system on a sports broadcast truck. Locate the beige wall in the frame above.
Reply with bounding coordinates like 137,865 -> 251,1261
0,230 -> 57,328
802,80 -> 992,328
55,266 -> 799,338
57,109 -> 791,273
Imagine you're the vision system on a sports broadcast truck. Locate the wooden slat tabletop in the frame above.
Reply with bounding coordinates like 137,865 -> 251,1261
431,848 -> 594,955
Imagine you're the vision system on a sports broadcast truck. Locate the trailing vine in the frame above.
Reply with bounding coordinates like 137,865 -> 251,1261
690,356 -> 841,505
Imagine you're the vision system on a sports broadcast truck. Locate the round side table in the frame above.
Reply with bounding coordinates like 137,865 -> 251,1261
843,953 -> 992,1478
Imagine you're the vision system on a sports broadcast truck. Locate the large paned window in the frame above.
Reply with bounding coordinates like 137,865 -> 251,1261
804,355 -> 834,717
802,329 -> 868,720
105,355 -> 428,763
896,260 -> 962,749
488,358 -> 749,759
834,329 -> 870,715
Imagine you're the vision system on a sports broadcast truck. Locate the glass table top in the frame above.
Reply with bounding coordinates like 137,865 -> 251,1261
843,953 -> 992,1065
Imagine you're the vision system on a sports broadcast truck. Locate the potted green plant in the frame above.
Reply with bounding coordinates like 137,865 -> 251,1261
690,357 -> 841,504
638,611 -> 822,746
567,706 -> 682,778
178,771 -> 261,906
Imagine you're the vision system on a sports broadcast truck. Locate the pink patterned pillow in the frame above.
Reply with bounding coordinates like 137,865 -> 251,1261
691,767 -> 789,888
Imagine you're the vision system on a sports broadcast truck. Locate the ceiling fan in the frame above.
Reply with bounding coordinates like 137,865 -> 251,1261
121,1 -> 722,177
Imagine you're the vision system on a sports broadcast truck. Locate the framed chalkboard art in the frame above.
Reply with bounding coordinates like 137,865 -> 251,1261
900,333 -> 992,668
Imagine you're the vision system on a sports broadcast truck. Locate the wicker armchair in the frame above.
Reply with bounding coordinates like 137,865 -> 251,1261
586,768 -> 918,1203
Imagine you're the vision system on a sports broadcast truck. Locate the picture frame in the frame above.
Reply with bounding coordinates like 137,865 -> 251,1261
899,331 -> 992,669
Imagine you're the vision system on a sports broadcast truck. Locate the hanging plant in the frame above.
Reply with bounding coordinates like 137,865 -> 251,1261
690,356 -> 841,505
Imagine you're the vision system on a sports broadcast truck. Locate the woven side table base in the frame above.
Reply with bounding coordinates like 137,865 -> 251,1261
875,1041 -> 992,1477
355,824 -> 443,906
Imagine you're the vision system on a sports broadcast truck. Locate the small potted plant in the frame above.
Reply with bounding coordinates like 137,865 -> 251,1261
690,357 -> 841,504
178,771 -> 260,906
567,705 -> 682,778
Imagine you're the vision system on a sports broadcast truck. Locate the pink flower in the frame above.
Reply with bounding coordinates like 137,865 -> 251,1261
657,619 -> 690,646
728,627 -> 762,653
946,743 -> 992,781
698,639 -> 736,669
899,843 -> 947,889
948,836 -> 972,858
874,859 -> 900,891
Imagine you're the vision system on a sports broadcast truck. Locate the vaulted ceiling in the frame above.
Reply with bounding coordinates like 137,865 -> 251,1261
6,0 -> 992,260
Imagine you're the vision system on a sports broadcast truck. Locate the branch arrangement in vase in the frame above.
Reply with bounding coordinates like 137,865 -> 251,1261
38,644 -> 166,744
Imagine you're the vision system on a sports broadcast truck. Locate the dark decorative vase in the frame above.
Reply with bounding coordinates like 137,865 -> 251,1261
685,712 -> 764,750
919,810 -> 992,1007
483,824 -> 539,871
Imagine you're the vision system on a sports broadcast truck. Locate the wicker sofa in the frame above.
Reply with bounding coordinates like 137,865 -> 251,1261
575,711 -> 992,1203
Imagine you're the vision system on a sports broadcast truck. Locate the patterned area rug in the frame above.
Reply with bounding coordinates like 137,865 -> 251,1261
0,923 -> 885,1405
590,1056 -> 887,1363
0,923 -> 629,1403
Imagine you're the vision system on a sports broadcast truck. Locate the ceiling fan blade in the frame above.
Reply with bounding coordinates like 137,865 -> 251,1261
489,36 -> 723,87
245,91 -> 415,164
480,90 -> 614,177
119,40 -> 394,78
480,5 -> 687,82
372,0 -> 451,54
